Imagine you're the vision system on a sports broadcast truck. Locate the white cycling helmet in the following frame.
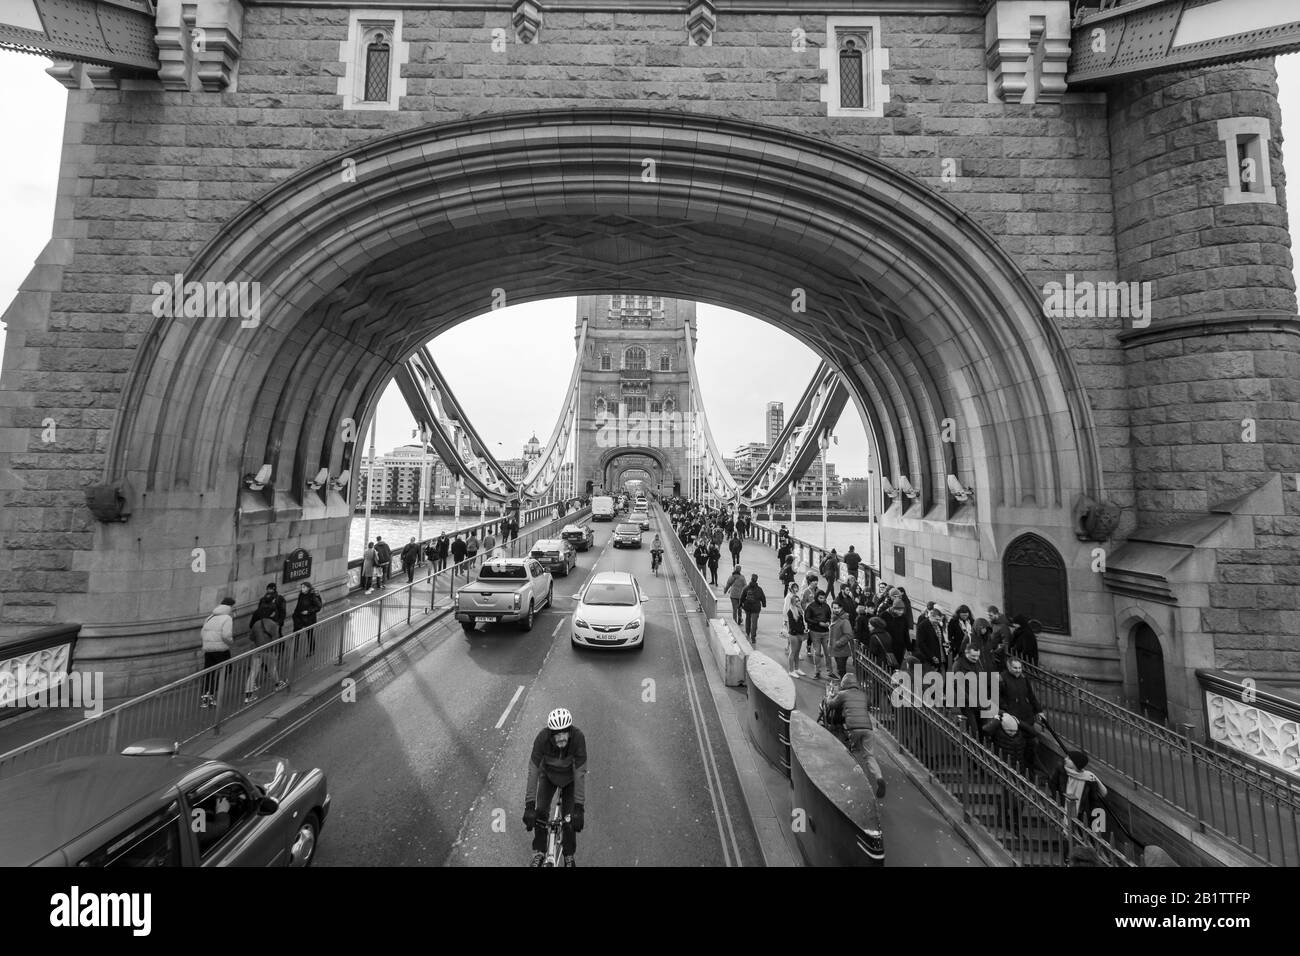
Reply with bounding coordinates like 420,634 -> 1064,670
547,707 -> 573,732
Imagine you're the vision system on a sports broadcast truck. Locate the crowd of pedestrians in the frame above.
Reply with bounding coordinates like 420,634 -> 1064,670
665,494 -> 1107,838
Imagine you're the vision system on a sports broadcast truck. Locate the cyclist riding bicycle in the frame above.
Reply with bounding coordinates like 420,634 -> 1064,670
650,534 -> 664,572
523,707 -> 588,867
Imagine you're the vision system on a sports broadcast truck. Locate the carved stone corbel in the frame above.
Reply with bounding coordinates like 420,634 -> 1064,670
686,0 -> 716,47
194,0 -> 244,92
984,0 -> 1071,104
512,0 -> 542,44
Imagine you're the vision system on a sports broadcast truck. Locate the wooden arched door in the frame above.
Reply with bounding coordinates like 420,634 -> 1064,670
1133,623 -> 1168,724
1002,533 -> 1070,634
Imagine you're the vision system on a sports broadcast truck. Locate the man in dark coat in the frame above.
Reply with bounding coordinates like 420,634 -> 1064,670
401,537 -> 421,583
739,574 -> 767,646
374,536 -> 392,588
914,606 -> 945,674
450,534 -> 468,577
1010,615 -> 1041,666
843,546 -> 862,588
728,532 -> 743,566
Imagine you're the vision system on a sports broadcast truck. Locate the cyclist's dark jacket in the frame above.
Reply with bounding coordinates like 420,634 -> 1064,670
526,727 -> 588,804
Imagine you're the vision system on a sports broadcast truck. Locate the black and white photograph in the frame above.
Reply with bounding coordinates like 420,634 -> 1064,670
0,0 -> 1295,934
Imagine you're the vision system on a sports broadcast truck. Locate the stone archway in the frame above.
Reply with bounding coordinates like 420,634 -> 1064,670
595,446 -> 673,497
44,108 -> 1105,689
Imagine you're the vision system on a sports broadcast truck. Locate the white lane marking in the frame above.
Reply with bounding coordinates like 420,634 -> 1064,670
551,619 -> 564,637
660,535 -> 742,867
496,683 -> 526,729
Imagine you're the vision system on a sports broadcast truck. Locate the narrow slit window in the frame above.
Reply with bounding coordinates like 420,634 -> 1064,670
1236,134 -> 1263,194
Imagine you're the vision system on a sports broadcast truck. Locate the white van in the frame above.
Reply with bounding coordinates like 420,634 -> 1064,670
591,496 -> 616,521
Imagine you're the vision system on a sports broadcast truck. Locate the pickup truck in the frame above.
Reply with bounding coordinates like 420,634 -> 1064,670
455,557 -> 554,633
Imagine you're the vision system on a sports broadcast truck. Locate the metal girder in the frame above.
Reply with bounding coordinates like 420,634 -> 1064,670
684,332 -> 740,502
741,363 -> 850,508
392,347 -> 517,504
1068,0 -> 1300,85
0,0 -> 160,71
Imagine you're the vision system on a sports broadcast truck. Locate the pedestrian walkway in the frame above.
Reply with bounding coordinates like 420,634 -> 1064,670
705,533 -> 982,866
0,512 -> 565,761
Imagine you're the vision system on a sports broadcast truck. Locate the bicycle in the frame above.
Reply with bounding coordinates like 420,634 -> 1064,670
531,793 -> 573,867
650,549 -> 663,575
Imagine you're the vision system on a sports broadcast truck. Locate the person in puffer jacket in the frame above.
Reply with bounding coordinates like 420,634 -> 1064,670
200,597 -> 236,708
826,672 -> 886,798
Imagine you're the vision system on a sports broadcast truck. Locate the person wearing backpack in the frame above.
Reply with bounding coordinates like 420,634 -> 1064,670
723,566 -> 746,625
245,594 -> 286,703
825,672 -> 887,798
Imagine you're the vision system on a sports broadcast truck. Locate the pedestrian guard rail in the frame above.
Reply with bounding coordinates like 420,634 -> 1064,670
732,502 -> 1295,865
1016,656 -> 1300,866
851,646 -> 1134,866
345,500 -> 562,588
655,504 -> 717,619
0,509 -> 590,782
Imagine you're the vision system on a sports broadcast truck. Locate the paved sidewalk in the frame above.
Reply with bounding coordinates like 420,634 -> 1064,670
705,533 -> 987,867
0,514 -> 561,760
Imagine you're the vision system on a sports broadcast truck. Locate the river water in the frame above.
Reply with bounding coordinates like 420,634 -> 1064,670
755,519 -> 877,559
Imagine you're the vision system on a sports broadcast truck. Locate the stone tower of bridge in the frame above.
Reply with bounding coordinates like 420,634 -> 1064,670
573,295 -> 695,499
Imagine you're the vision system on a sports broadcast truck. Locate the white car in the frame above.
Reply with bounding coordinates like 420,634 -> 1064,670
571,571 -> 647,651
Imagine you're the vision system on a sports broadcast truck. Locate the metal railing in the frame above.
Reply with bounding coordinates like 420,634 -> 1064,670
1021,658 -> 1300,866
656,505 -> 717,619
851,647 -> 1133,867
0,508 -> 590,781
742,519 -> 878,593
345,500 -> 564,588
733,499 -> 1300,865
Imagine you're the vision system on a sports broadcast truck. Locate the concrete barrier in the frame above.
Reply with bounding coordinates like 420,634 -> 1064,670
706,618 -> 746,686
745,651 -> 797,776
788,709 -> 885,866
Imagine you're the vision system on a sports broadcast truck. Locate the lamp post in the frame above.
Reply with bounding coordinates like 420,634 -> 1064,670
363,418 -> 376,548
819,433 -> 829,551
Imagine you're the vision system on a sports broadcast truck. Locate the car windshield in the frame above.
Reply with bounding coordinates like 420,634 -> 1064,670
584,583 -> 638,606
616,524 -> 640,533
479,563 -> 526,580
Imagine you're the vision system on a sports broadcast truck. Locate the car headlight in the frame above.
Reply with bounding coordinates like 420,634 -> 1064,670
623,619 -> 640,630
575,618 -> 588,628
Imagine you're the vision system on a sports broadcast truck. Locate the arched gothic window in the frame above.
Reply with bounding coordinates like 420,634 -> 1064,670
363,30 -> 391,102
839,36 -> 865,109
659,351 -> 671,371
624,347 -> 646,370
600,352 -> 611,371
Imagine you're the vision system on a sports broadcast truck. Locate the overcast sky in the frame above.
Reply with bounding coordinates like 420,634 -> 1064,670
2,51 -> 1298,480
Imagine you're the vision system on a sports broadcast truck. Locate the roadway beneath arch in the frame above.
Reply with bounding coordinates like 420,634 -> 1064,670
81,108 -> 1106,690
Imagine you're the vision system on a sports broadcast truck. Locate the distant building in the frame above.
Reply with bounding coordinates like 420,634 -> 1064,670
356,433 -> 555,511
766,401 -> 784,446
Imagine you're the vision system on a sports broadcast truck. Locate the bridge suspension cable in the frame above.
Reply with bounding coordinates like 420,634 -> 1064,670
392,346 -> 519,503
683,326 -> 739,505
741,362 -> 850,508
